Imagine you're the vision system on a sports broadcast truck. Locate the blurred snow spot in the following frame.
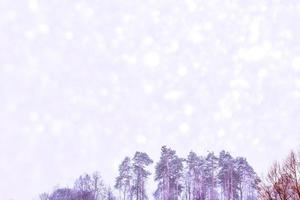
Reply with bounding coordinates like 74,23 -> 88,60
258,68 -> 268,80
294,79 -> 300,88
106,104 -> 116,112
237,133 -> 244,140
65,31 -> 74,40
22,126 -> 31,134
136,134 -> 147,144
165,114 -> 175,122
122,54 -> 137,65
203,22 -> 213,31
6,103 -> 17,112
179,123 -> 190,135
151,10 -> 160,23
70,95 -> 82,105
292,57 -> 300,71
28,0 -> 39,13
238,42 -> 272,62
217,12 -> 228,21
40,74 -> 51,86
24,30 -> 36,40
115,27 -> 125,36
111,73 -> 119,83
51,120 -> 63,134
177,66 -> 188,76
122,14 -> 134,23
75,3 -> 94,19
221,108 -> 232,119
38,24 -> 49,34
164,90 -> 182,101
95,34 -> 106,51
231,90 -> 240,101
35,124 -> 45,133
259,2 -> 268,12
249,17 -> 261,44
192,62 -> 200,69
100,88 -> 108,96
143,83 -> 154,95
2,63 -> 15,72
188,26 -> 204,43
104,127 -> 112,135
252,138 -> 260,146
143,51 -> 160,67
230,78 -> 250,89
142,36 -> 155,46
216,107 -> 232,120
185,0 -> 197,12
217,129 -> 225,138
165,40 -> 179,54
231,121 -> 240,131
279,29 -> 293,40
255,94 -> 264,103
183,104 -> 194,116
292,91 -> 300,98
44,114 -> 52,122
5,10 -> 17,21
29,112 -> 40,122
269,49 -> 283,60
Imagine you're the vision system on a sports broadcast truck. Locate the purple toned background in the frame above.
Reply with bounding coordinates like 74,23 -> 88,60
1,0 -> 300,199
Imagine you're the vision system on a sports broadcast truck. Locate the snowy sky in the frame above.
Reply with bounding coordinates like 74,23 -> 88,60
1,0 -> 300,200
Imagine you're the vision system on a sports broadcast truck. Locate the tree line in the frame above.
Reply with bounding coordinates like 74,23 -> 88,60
115,146 -> 259,200
39,146 -> 262,200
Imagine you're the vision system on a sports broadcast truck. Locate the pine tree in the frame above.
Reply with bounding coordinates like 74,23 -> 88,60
235,157 -> 259,200
205,152 -> 219,200
132,152 -> 153,200
155,146 -> 183,200
107,187 -> 117,200
184,151 -> 206,200
218,151 -> 239,200
115,157 -> 133,200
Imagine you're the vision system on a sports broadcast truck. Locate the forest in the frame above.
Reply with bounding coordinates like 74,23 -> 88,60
38,146 -> 300,200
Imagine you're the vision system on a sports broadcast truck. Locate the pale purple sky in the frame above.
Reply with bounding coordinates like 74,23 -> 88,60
1,0 -> 300,200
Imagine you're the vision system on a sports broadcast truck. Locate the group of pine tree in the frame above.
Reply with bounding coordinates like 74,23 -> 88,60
40,146 -> 260,200
114,146 -> 259,200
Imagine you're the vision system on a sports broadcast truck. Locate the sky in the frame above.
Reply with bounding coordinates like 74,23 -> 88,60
1,0 -> 300,200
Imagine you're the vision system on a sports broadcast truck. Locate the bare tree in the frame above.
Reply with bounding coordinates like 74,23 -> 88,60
74,172 -> 107,200
282,151 -> 300,199
259,151 -> 300,200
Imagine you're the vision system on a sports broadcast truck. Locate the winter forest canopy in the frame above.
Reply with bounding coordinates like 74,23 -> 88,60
39,146 -> 261,200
